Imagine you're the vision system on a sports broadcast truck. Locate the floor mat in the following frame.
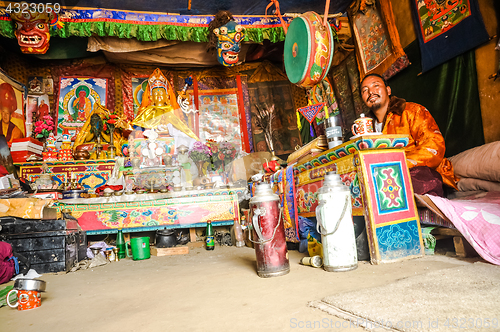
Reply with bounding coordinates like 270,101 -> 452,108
309,262 -> 500,332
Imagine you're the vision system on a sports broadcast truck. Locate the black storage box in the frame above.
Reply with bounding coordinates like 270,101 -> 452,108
4,230 -> 78,273
0,217 -> 87,273
0,217 -> 79,234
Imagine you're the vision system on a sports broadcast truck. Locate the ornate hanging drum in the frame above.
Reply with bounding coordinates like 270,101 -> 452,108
284,11 -> 334,89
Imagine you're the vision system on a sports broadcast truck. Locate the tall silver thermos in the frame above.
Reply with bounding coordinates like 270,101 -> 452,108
315,171 -> 357,271
324,113 -> 343,149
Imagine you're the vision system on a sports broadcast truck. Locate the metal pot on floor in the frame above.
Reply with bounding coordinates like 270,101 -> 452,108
155,229 -> 177,248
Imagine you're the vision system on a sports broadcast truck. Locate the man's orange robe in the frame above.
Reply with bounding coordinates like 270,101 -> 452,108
369,97 -> 459,190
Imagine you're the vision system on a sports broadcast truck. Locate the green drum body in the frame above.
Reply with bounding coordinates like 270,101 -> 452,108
284,11 -> 334,88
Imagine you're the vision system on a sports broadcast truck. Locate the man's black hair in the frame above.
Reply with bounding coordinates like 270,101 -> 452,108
361,73 -> 389,88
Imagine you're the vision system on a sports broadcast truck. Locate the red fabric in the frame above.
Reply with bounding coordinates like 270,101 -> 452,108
409,166 -> 444,197
0,165 -> 9,176
236,74 -> 250,153
95,185 -> 123,194
0,241 -> 15,284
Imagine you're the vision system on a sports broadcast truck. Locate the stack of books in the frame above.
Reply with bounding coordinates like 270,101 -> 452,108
10,138 -> 44,162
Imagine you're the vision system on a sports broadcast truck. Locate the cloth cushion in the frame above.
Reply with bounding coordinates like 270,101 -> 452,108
457,178 -> 500,192
449,141 -> 500,183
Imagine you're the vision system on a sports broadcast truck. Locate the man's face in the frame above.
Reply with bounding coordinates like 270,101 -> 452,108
361,75 -> 391,111
1,106 -> 10,124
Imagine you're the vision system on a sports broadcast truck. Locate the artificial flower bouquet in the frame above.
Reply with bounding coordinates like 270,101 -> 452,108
34,115 -> 55,140
189,141 -> 212,163
210,141 -> 237,171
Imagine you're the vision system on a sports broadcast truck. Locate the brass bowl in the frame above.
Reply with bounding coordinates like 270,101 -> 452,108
203,182 -> 215,189
173,186 -> 183,192
159,188 -> 169,193
113,191 -> 123,196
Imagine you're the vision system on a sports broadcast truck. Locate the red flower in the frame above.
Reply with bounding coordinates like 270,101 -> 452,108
107,119 -> 116,125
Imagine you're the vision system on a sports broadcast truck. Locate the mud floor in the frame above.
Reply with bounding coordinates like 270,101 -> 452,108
0,244 -> 480,331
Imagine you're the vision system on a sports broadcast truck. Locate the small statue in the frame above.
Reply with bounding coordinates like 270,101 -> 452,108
177,144 -> 197,184
72,104 -> 131,158
131,68 -> 198,144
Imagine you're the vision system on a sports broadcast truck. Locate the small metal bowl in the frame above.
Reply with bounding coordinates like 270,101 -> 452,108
159,188 -> 169,193
184,186 -> 193,191
14,279 -> 46,292
113,191 -> 123,196
173,186 -> 183,192
103,192 -> 112,197
135,190 -> 145,194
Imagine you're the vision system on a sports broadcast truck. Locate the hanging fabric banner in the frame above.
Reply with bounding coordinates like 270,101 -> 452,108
297,102 -> 325,124
410,0 -> 489,73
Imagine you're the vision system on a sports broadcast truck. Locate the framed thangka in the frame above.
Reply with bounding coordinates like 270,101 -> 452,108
57,77 -> 108,136
348,0 -> 408,80
410,0 -> 489,72
198,90 -> 244,152
248,82 -> 301,155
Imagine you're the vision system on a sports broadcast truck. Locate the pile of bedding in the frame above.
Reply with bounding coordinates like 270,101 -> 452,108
449,141 -> 500,192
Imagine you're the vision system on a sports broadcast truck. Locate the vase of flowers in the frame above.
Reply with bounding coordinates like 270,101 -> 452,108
210,141 -> 237,173
34,115 -> 55,143
189,141 -> 212,186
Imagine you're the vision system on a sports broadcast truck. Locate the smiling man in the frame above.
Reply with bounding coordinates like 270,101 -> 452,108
360,73 -> 458,196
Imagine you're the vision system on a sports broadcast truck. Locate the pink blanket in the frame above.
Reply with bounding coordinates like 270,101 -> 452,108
427,192 -> 500,265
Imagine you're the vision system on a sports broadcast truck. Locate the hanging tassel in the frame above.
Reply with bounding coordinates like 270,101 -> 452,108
324,105 -> 329,119
296,110 -> 302,131
310,125 -> 315,138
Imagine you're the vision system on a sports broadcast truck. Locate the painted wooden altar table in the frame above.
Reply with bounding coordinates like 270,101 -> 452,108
291,134 -> 424,264
56,188 -> 242,235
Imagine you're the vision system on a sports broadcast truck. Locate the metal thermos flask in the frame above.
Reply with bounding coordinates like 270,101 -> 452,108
249,183 -> 290,278
324,114 -> 343,149
315,171 -> 357,272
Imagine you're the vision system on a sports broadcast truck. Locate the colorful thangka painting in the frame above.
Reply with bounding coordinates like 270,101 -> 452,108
198,90 -> 243,152
131,77 -> 148,118
416,0 -> 471,43
57,77 -> 107,136
352,4 -> 392,73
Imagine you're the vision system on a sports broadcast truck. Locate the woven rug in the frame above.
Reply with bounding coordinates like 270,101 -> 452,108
309,262 -> 500,332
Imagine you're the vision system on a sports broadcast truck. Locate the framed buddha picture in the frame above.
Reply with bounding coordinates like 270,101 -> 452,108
57,77 -> 108,136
